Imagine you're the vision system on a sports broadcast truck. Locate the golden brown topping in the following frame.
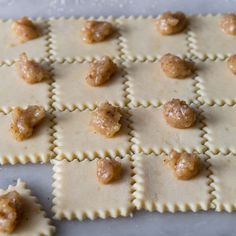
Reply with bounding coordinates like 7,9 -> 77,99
163,99 -> 196,129
160,53 -> 195,79
81,20 -> 113,44
0,191 -> 23,233
164,151 -> 201,180
220,13 -> 236,35
10,105 -> 46,141
156,11 -> 187,35
97,158 -> 122,184
227,55 -> 236,74
11,17 -> 40,43
90,102 -> 121,138
16,53 -> 49,84
86,56 -> 117,86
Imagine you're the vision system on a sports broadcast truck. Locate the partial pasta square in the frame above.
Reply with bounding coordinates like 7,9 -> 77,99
189,16 -> 236,59
0,20 -> 48,63
0,65 -> 50,113
54,110 -> 130,160
208,153 -> 236,212
0,179 -> 55,235
50,18 -> 120,61
52,158 -> 133,220
132,154 -> 211,212
0,113 -> 52,164
130,107 -> 204,154
126,61 -> 197,107
203,105 -> 236,154
118,17 -> 188,60
197,60 -> 236,105
52,62 -> 125,110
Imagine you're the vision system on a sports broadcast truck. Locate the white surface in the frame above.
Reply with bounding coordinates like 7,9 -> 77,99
0,0 -> 236,19
1,1 -> 236,235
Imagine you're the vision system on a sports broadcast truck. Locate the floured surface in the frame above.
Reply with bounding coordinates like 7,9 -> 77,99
0,179 -> 55,236
52,158 -> 133,220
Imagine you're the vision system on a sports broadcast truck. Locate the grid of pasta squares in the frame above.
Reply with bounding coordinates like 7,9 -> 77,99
0,15 -> 236,224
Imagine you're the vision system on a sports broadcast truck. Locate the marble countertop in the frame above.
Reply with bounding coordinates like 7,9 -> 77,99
0,0 -> 236,19
0,1 -> 236,235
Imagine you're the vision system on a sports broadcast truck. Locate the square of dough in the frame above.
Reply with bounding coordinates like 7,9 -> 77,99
0,179 -> 55,236
197,60 -> 236,105
0,113 -> 52,164
0,20 -> 48,63
0,65 -> 50,113
53,62 -> 125,110
54,110 -> 130,160
208,153 -> 236,212
126,61 -> 197,106
189,16 -> 236,59
52,158 -> 133,220
50,18 -> 120,61
130,107 -> 204,154
132,154 -> 211,212
203,105 -> 236,154
118,17 -> 188,60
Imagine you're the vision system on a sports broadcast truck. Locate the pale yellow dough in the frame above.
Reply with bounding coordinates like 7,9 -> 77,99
197,60 -> 236,105
130,107 -> 204,154
52,62 -> 125,110
208,153 -> 236,212
203,105 -> 236,154
54,110 -> 130,160
189,15 -> 236,59
126,61 -> 196,106
117,17 -> 188,60
52,158 -> 133,220
133,154 -> 211,212
0,179 -> 55,236
0,20 -> 47,63
0,65 -> 50,113
1,16 -> 236,215
50,18 -> 120,61
0,113 -> 52,164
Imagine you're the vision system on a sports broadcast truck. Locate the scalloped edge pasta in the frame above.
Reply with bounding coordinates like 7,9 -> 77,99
48,16 -> 121,62
132,153 -> 212,212
129,106 -> 206,155
207,152 -> 236,212
0,112 -> 54,165
52,157 -> 134,220
0,18 -> 50,65
0,179 -> 55,236
51,59 -> 126,112
123,60 -> 198,108
53,109 -> 132,161
201,104 -> 236,155
187,14 -> 234,61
